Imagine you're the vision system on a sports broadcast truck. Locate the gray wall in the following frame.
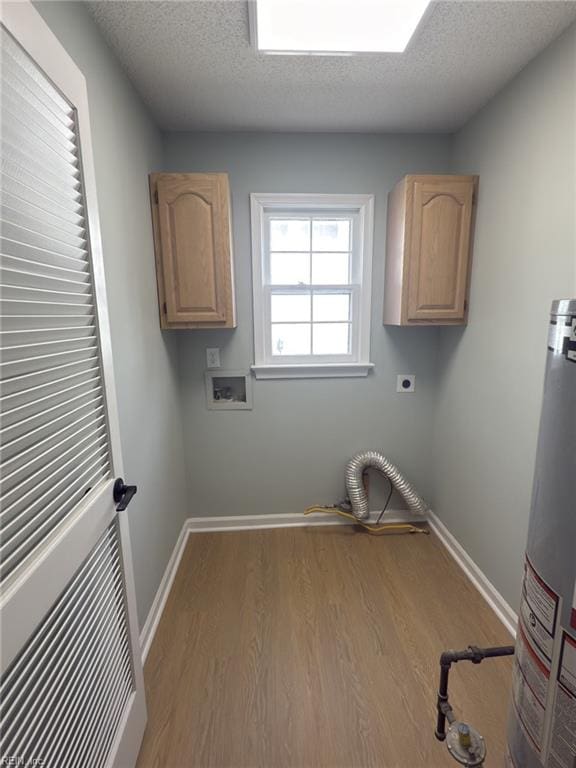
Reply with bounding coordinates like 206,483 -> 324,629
35,2 -> 190,629
433,22 -> 576,609
163,133 -> 451,517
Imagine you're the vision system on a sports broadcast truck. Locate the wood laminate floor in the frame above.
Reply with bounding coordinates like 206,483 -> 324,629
136,526 -> 513,768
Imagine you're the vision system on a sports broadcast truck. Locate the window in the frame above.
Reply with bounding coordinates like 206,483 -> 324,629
251,193 -> 374,378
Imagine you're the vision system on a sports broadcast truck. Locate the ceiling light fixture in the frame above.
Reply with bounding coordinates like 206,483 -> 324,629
249,0 -> 431,55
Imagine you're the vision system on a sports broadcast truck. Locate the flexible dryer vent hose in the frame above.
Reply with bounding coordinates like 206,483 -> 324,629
345,451 -> 430,521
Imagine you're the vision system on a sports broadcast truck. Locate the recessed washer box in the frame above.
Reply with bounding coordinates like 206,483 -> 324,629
205,370 -> 253,410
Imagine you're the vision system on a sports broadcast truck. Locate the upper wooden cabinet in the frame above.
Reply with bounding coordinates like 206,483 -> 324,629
149,173 -> 236,328
383,174 -> 478,326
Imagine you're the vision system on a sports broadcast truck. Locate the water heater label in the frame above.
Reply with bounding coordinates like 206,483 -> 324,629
565,317 -> 576,362
546,632 -> 576,768
521,558 -> 561,662
512,659 -> 547,752
547,317 -> 576,360
517,624 -> 552,705
557,633 -> 576,695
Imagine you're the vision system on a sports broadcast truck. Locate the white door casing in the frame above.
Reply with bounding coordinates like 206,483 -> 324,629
0,2 -> 146,766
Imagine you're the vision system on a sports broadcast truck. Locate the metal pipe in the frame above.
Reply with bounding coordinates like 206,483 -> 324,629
435,645 -> 515,741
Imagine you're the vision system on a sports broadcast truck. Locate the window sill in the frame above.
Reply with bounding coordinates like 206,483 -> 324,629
251,363 -> 374,380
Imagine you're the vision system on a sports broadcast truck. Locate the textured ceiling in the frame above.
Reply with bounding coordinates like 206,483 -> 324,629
87,0 -> 576,132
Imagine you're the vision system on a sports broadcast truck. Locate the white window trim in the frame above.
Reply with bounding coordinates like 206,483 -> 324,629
250,192 -> 375,379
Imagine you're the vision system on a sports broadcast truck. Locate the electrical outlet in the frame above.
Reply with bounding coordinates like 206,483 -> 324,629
206,348 -> 221,369
397,374 -> 415,393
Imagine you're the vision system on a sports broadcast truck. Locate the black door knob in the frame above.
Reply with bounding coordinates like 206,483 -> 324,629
113,477 -> 137,511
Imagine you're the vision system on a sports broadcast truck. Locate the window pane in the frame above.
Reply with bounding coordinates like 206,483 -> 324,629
270,219 -> 310,251
272,324 -> 311,355
270,252 -> 310,285
313,323 -> 350,355
271,293 -> 311,322
312,252 -> 350,284
313,294 -> 350,322
312,219 -> 350,251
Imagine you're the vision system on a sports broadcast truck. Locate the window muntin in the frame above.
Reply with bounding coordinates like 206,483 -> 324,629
264,211 -> 360,362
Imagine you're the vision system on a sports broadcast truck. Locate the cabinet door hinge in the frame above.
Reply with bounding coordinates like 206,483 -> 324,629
162,301 -> 167,314
154,189 -> 159,205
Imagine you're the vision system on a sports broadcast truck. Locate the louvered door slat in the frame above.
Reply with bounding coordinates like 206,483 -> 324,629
1,133 -> 81,189
0,26 -> 111,586
0,361 -> 99,408
1,384 -> 102,445
2,300 -> 93,318
1,252 -> 89,280
2,430 -> 107,508
2,261 -> 91,288
1,176 -> 84,225
0,523 -> 135,768
1,531 -> 111,696
1,192 -> 86,239
0,129 -> 80,184
2,337 -> 98,364
1,35 -> 73,120
1,315 -> 95,333
1,372 -> 100,423
2,222 -> 88,261
1,337 -> 96,369
82,656 -> 133,768
1,443 -> 107,538
1,138 -> 81,197
2,242 -> 87,277
1,325 -> 96,351
1,347 -> 100,381
0,459 -> 110,580
0,54 -> 75,128
0,60 -> 75,130
1,395 -> 105,463
2,157 -> 81,212
5,571 -> 124,756
2,547 -> 121,746
1,206 -> 86,249
1,81 -> 76,146
1,415 -> 106,501
44,616 -> 130,766
1,356 -> 100,396
1,288 -> 92,309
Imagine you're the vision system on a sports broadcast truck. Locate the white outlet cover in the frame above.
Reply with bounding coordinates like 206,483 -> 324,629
397,374 -> 415,393
206,347 -> 221,369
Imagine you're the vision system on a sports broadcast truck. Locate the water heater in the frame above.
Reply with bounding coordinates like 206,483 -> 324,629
506,298 -> 576,768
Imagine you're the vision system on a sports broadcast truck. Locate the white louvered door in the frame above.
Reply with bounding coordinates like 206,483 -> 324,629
0,3 -> 146,767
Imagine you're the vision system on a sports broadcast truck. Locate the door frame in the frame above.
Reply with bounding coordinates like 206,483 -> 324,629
0,2 -> 146,765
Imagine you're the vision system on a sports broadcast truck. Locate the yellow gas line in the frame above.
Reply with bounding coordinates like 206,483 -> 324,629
303,506 -> 429,536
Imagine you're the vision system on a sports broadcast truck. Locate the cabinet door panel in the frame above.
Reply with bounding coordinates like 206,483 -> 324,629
167,192 -> 218,317
154,173 -> 235,326
407,179 -> 474,322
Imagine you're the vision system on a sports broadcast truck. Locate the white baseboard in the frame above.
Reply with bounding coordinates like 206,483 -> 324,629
140,507 -> 517,661
139,523 -> 191,663
428,511 -> 518,638
187,508 -> 424,532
